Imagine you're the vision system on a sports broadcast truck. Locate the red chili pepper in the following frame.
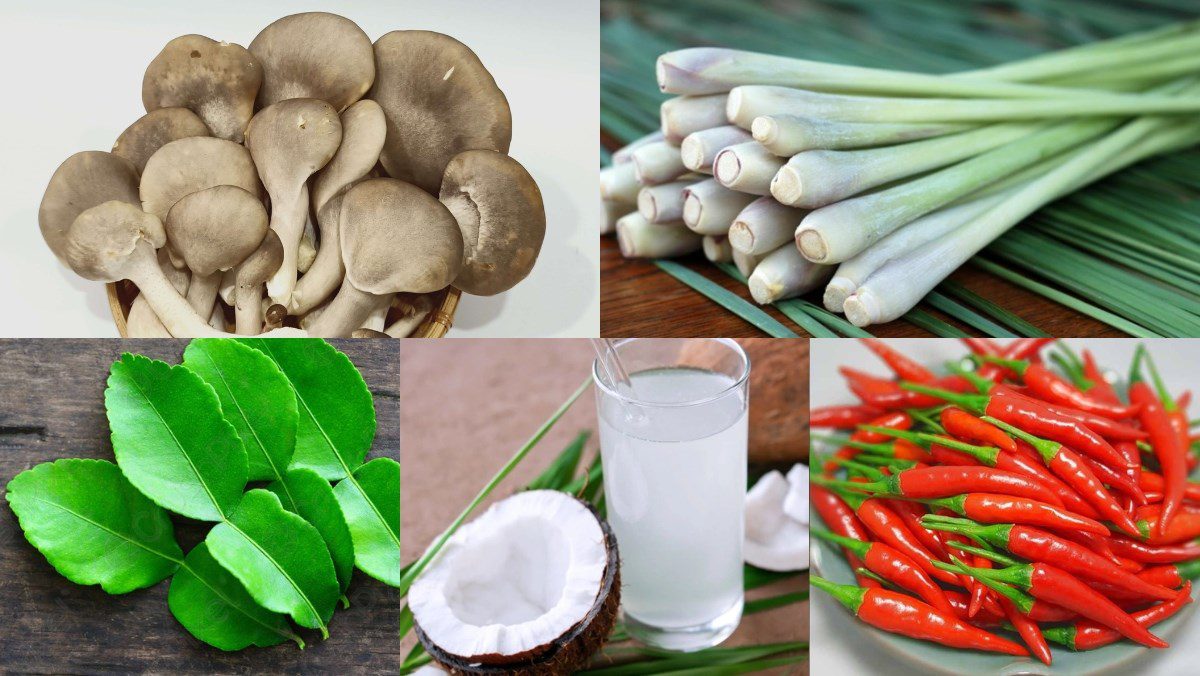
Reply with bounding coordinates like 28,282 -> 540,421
944,589 -> 1003,626
1041,582 -> 1192,651
1108,536 -> 1200,564
811,404 -> 886,429
941,558 -> 1168,648
823,411 -> 913,474
811,485 -> 881,589
981,355 -> 1141,420
883,498 -> 948,561
1130,347 -> 1186,539
811,576 -> 1029,657
1135,559 -> 1200,590
842,367 -> 943,410
981,416 -> 1142,537
962,338 -> 1001,358
1135,502 -> 1200,546
862,339 -> 938,383
823,485 -> 962,586
968,554 -> 992,618
922,517 -> 1177,602
1073,452 -> 1146,504
940,407 -> 1018,454
903,382 -> 1134,471
998,596 -> 1053,665
814,530 -> 959,618
1138,470 -> 1200,502
1081,349 -> 1122,406
928,493 -> 1109,536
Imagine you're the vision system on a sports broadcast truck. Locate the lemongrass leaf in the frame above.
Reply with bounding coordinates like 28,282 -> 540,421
656,260 -> 799,338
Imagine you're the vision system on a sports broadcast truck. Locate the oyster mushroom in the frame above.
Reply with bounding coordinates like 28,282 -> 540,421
39,151 -> 140,265
369,30 -> 511,192
234,231 -> 284,335
164,185 -> 269,320
291,99 -> 386,314
139,136 -> 261,221
112,108 -> 210,173
127,250 -> 191,338
249,12 -> 375,111
142,35 -> 262,143
307,178 -> 462,337
439,150 -> 545,296
245,98 -> 342,306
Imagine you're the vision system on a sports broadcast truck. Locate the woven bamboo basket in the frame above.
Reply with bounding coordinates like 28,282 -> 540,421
106,282 -> 460,338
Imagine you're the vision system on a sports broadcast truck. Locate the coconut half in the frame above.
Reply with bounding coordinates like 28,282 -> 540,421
411,490 -> 620,675
744,464 -> 809,572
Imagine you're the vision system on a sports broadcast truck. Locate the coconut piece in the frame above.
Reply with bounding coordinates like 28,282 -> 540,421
411,490 -> 619,673
250,12 -> 375,112
783,463 -> 808,524
439,150 -> 545,296
112,108 -> 211,174
39,151 -> 141,265
142,35 -> 261,143
291,100 -> 387,314
306,178 -> 462,337
744,470 -> 808,572
245,98 -> 342,306
370,30 -> 512,193
139,137 -> 260,221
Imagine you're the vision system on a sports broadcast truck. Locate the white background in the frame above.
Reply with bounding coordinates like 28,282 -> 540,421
0,0 -> 599,337
810,338 -> 1200,676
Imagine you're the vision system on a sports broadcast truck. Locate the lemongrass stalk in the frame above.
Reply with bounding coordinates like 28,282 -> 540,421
795,117 -> 1120,264
752,115 -> 972,155
613,130 -> 666,164
681,125 -> 753,173
733,248 -> 765,278
655,46 -> 1195,99
637,180 -> 693,223
728,196 -> 807,255
602,198 -> 634,236
713,141 -> 786,195
771,122 -> 1041,208
599,163 -> 640,203
726,86 -> 1200,127
702,235 -> 733,263
843,116 -> 1200,327
616,212 -> 702,259
682,178 -> 757,234
964,27 -> 1200,83
632,141 -> 688,185
1064,53 -> 1200,90
824,190 -> 1011,311
661,94 -> 729,144
747,244 -> 834,304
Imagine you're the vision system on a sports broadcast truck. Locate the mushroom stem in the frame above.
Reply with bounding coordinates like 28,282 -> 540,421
235,286 -> 265,335
185,272 -> 221,317
362,296 -> 394,332
125,242 -> 231,337
385,295 -> 433,337
266,183 -> 311,305
305,277 -> 390,338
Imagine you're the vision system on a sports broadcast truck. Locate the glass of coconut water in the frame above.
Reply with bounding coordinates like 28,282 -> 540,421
593,338 -> 749,651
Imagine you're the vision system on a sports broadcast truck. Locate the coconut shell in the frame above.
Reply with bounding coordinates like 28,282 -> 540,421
415,500 -> 620,675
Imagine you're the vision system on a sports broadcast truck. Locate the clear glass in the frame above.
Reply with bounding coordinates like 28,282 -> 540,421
593,338 -> 750,652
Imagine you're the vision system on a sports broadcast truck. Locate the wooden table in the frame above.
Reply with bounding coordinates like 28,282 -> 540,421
601,237 -> 1125,338
0,340 -> 400,675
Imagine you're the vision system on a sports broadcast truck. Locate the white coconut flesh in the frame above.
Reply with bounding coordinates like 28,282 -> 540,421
409,490 -> 609,662
744,464 -> 809,572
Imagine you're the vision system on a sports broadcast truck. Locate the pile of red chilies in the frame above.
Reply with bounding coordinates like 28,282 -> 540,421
810,338 -> 1200,664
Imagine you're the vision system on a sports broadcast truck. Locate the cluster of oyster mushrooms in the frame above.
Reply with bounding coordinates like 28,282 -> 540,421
39,12 -> 545,338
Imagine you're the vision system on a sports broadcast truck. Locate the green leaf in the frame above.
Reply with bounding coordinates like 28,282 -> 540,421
237,339 -> 375,480
268,468 -> 355,595
168,542 -> 303,651
526,430 -> 589,491
206,489 -> 339,637
105,353 -> 247,521
655,260 -> 800,338
183,339 -> 298,482
333,457 -> 400,587
4,458 -> 182,594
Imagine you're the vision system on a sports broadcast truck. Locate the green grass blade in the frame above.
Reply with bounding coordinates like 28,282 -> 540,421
656,261 -> 799,338
526,430 -> 590,491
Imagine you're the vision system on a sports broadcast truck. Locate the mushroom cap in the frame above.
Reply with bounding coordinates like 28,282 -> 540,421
112,108 -> 211,173
166,185 -> 269,276
369,30 -> 512,193
311,99 -> 386,212
237,230 -> 284,287
140,136 -> 261,221
249,12 -> 375,112
39,151 -> 141,264
340,178 -> 463,295
142,34 -> 262,143
245,98 -> 342,192
63,201 -> 165,282
439,150 -> 545,296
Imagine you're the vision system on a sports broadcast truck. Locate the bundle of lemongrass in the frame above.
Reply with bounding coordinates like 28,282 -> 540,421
600,20 -> 1200,328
